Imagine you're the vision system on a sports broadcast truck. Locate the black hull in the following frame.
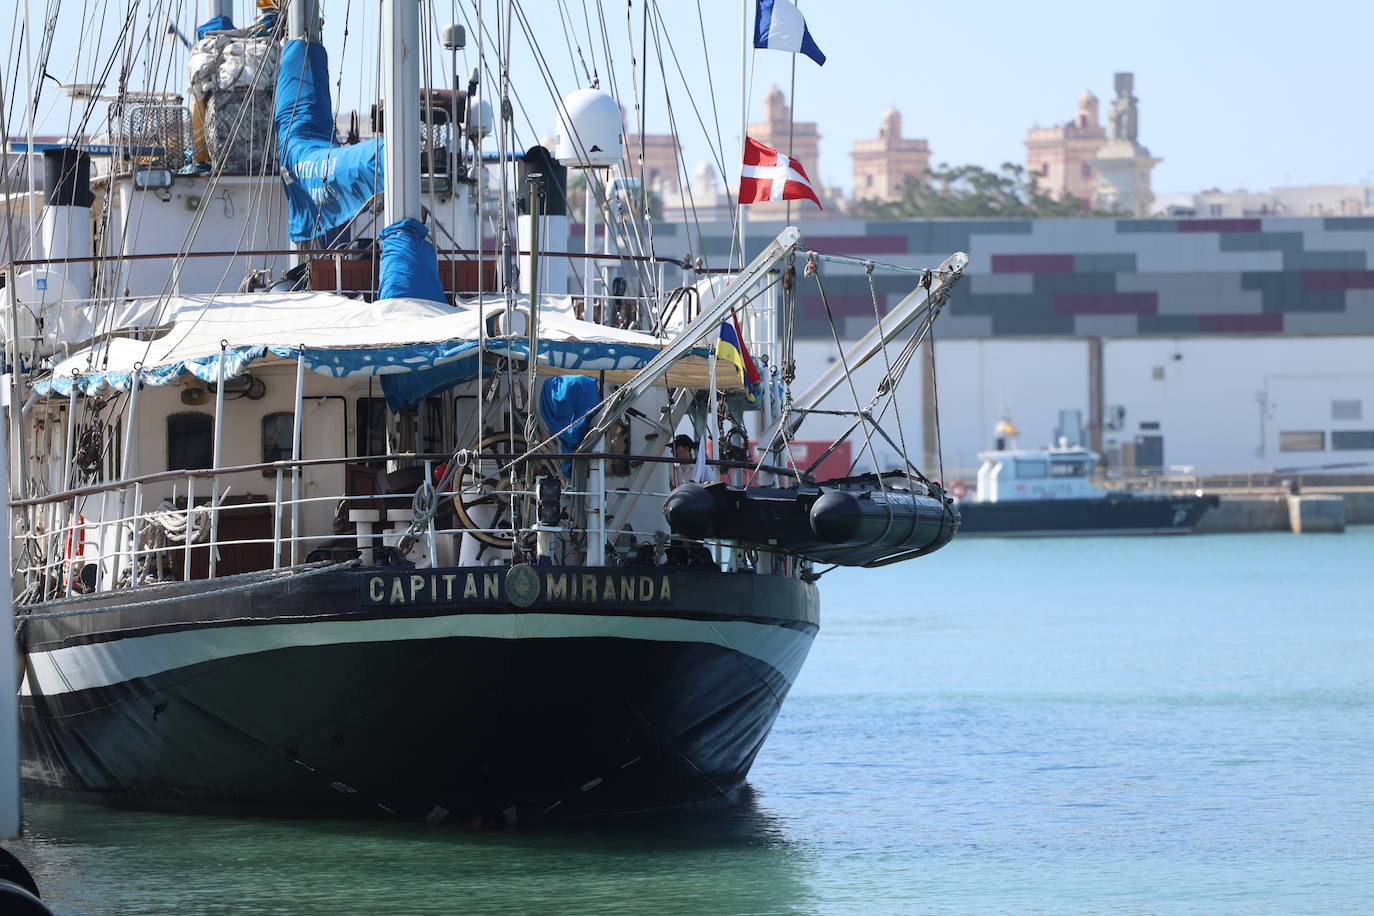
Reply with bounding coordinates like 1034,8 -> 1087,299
955,493 -> 1216,537
17,566 -> 817,822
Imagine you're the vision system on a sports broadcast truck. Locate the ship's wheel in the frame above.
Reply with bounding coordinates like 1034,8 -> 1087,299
451,430 -> 558,550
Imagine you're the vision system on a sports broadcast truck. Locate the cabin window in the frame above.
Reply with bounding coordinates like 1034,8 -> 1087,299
1278,431 -> 1324,452
262,412 -> 294,463
417,397 -> 445,455
356,396 -> 443,464
356,397 -> 389,466
1331,430 -> 1374,450
168,413 -> 214,470
1014,458 -> 1049,479
1050,461 -> 1089,478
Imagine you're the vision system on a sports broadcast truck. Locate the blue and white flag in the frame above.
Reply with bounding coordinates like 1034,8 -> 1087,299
754,0 -> 826,66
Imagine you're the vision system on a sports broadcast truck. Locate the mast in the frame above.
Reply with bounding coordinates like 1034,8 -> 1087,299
204,0 -> 232,24
737,0 -> 749,270
287,0 -> 321,44
381,0 -> 422,228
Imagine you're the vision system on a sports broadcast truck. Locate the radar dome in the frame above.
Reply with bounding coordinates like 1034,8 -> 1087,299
554,88 -> 623,168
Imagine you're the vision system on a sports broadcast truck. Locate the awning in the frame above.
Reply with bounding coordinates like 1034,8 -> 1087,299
34,291 -> 728,410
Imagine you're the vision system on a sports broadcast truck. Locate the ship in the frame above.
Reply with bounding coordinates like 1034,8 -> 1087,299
953,419 -> 1216,537
3,0 -> 965,822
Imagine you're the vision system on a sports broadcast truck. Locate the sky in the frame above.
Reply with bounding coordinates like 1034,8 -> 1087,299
8,0 -> 1372,196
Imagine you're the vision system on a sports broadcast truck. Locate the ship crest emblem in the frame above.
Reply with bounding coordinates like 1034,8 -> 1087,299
505,564 -> 541,608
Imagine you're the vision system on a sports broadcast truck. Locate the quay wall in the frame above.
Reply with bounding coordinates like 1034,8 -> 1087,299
1195,488 -> 1373,533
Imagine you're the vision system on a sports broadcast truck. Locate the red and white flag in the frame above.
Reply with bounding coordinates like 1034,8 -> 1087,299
738,136 -> 821,209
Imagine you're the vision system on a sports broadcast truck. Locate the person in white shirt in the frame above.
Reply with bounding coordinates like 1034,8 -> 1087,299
668,434 -> 697,489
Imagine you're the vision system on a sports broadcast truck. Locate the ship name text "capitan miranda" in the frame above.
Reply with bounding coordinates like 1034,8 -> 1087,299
362,568 -> 673,607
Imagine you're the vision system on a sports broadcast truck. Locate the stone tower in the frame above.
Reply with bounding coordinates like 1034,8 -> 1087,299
748,87 -> 821,177
850,107 -> 931,203
1024,89 -> 1108,204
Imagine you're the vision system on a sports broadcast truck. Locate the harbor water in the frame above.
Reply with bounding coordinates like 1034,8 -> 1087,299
10,528 -> 1373,914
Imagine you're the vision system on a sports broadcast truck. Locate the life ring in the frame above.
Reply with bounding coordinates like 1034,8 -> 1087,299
948,481 -> 970,500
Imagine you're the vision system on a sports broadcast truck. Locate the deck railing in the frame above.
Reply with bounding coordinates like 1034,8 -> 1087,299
9,450 -> 804,603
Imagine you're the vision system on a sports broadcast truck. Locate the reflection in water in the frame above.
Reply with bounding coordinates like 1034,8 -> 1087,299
11,786 -> 816,915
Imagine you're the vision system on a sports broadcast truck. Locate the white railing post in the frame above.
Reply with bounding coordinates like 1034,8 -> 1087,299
183,474 -> 195,581
209,346 -> 227,578
129,481 -> 143,588
290,347 -> 305,566
587,437 -> 606,566
272,468 -> 284,569
64,500 -> 77,598
423,458 -> 438,567
112,367 -> 141,588
94,490 -> 109,591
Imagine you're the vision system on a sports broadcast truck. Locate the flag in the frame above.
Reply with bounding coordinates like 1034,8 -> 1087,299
738,137 -> 822,209
754,0 -> 825,66
717,314 -> 761,402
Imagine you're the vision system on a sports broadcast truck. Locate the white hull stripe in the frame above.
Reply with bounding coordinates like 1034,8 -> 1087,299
22,614 -> 816,697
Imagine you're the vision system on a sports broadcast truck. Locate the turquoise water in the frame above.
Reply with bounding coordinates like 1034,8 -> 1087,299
10,529 -> 1374,914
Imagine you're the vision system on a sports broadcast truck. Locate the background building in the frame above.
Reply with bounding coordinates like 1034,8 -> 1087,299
1024,91 -> 1106,204
625,213 -> 1374,476
1163,185 -> 1374,219
622,122 -> 682,195
850,107 -> 930,203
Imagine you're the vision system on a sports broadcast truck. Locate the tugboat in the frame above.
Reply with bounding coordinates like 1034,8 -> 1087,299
4,1 -> 965,821
954,417 -> 1216,537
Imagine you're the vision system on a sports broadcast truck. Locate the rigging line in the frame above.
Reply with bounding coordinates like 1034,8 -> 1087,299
729,48 -> 757,273
811,260 -> 884,493
124,10 -> 291,361
928,300 -> 947,487
645,5 -> 705,269
554,0 -> 591,86
454,3 -> 539,147
785,1 -> 797,225
504,1 -> 637,297
629,0 -> 656,289
576,0 -> 600,87
865,264 -> 915,486
592,0 -> 618,99
562,0 -> 655,296
852,305 -> 941,478
688,0 -> 736,265
19,0 -> 43,265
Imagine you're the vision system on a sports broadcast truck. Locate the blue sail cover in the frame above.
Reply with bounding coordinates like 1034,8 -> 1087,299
538,375 -> 602,473
196,15 -> 235,39
378,218 -> 445,303
275,40 -> 383,241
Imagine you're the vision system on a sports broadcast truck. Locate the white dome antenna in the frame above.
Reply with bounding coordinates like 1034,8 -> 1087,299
554,88 -> 623,169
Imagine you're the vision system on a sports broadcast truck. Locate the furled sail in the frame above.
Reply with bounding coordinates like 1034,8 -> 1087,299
274,40 -> 382,243
276,39 -> 445,302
